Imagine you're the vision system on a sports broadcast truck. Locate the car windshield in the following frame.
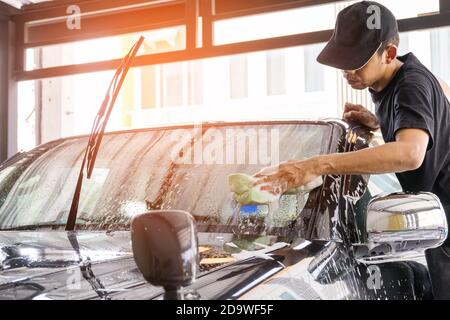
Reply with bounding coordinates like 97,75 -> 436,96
0,122 -> 340,234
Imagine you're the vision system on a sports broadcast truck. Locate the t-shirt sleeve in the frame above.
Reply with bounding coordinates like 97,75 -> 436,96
393,78 -> 435,150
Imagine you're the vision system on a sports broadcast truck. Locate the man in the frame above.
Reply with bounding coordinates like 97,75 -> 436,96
254,1 -> 450,299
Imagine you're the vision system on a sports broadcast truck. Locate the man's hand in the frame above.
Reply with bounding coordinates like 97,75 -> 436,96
253,159 -> 320,195
343,103 -> 380,131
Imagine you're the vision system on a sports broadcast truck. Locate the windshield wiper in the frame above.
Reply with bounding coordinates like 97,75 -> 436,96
65,37 -> 145,231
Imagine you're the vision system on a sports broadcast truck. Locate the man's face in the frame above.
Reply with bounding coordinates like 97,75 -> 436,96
341,51 -> 385,90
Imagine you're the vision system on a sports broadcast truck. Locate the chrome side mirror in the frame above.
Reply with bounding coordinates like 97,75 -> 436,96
356,192 -> 448,263
131,210 -> 199,299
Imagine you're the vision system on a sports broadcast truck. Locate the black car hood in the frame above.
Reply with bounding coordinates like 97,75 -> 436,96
0,231 -> 288,300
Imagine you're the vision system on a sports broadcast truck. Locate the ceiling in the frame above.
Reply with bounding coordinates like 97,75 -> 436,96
0,0 -> 52,9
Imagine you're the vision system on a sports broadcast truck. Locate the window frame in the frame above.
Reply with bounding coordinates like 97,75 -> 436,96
11,0 -> 450,82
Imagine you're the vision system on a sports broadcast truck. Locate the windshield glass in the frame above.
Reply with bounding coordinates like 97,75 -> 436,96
0,123 -> 339,234
0,141 -> 63,211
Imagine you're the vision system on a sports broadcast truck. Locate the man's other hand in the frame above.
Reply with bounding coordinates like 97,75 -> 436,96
343,103 -> 380,131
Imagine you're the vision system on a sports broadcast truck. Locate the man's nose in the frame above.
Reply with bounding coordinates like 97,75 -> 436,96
342,70 -> 356,77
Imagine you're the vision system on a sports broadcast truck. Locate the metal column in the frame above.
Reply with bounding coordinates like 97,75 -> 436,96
0,9 -> 17,162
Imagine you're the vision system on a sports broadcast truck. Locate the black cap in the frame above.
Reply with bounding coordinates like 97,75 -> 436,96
317,1 -> 398,70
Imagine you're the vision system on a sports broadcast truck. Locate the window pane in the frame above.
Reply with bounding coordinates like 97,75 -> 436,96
398,27 -> 450,84
26,26 -> 186,71
304,44 -> 325,92
189,60 -> 203,106
141,66 -> 158,110
214,4 -> 335,45
431,28 -> 450,81
368,0 -> 439,19
398,33 -> 410,56
18,42 -> 341,151
17,81 -> 37,152
267,50 -> 286,96
230,55 -> 248,99
214,0 -> 440,46
163,62 -> 183,107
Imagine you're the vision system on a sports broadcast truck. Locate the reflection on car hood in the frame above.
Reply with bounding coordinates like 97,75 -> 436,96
0,231 -> 289,300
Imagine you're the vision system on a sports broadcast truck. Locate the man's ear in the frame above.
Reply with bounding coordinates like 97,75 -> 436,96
385,45 -> 398,64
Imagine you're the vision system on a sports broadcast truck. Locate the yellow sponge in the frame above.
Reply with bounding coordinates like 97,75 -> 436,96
228,174 -> 277,205
228,173 -> 323,205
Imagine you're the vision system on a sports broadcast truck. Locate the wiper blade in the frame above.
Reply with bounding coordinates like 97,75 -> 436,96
65,36 -> 145,231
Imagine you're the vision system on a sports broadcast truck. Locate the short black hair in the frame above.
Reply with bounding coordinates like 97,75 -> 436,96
377,33 -> 400,55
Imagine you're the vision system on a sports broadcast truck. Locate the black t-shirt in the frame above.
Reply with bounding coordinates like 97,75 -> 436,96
370,53 -> 450,219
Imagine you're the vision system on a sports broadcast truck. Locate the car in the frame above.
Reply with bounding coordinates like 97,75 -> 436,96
0,119 -> 447,300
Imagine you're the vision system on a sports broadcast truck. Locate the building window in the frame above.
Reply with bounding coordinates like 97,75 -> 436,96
304,44 -> 325,92
266,50 -> 286,96
431,28 -> 450,81
398,33 -> 410,56
162,62 -> 183,107
141,66 -> 158,109
188,60 -> 203,106
230,55 -> 248,99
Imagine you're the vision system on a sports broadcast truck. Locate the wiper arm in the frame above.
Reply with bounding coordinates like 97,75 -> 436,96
65,36 -> 145,231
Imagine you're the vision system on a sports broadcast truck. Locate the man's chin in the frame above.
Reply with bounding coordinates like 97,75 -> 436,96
349,83 -> 367,90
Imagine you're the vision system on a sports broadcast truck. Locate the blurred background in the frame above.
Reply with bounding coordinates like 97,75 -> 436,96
0,0 -> 449,156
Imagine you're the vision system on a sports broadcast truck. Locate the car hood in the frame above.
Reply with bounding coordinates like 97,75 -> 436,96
0,231 -> 291,300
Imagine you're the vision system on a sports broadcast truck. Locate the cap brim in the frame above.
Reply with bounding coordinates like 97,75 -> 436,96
317,38 -> 381,70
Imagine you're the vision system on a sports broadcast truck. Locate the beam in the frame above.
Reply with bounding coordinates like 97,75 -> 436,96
0,17 -> 17,162
7,20 -> 18,158
186,0 -> 199,49
398,11 -> 450,32
440,0 -> 450,13
0,2 -> 19,16
0,16 -> 8,162
200,0 -> 214,47
14,0 -> 182,22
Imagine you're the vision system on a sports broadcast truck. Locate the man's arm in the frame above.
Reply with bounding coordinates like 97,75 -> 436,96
314,128 -> 429,175
255,128 -> 429,193
438,77 -> 450,98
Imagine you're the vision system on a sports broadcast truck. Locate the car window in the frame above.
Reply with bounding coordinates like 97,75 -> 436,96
0,123 -> 340,234
368,173 -> 402,195
367,133 -> 403,195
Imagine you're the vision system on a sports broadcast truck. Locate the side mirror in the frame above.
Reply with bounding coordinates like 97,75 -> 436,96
131,210 -> 199,300
356,192 -> 448,263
